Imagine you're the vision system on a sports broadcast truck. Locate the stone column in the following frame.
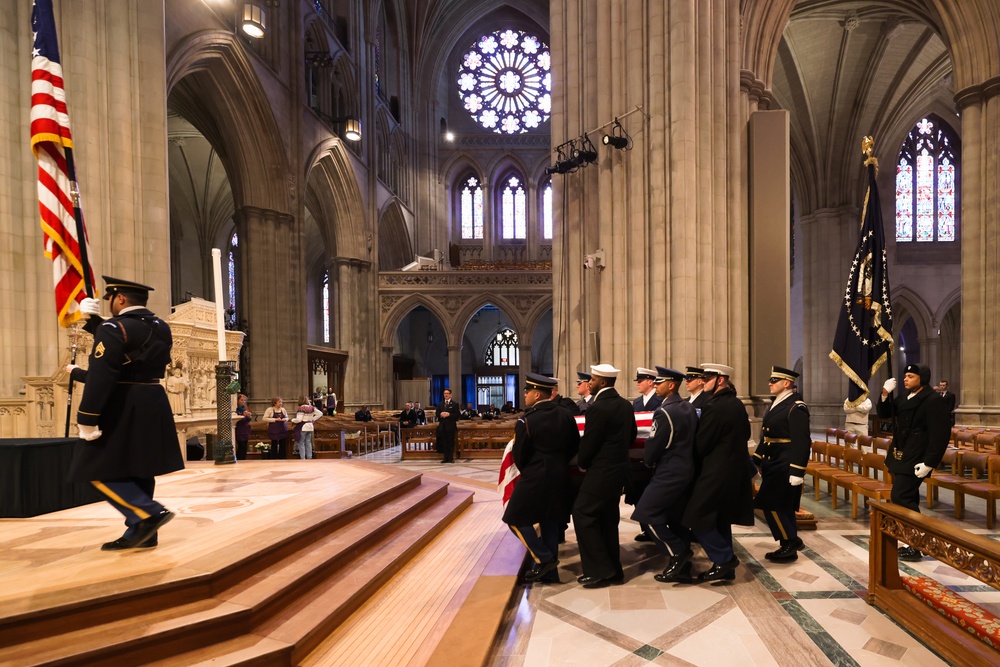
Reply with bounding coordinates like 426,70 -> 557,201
525,181 -> 538,261
234,206 -> 305,408
482,182 -> 494,261
518,343 -> 532,405
955,82 -> 1000,425
551,0 -> 743,383
382,345 -> 395,409
447,345 -> 462,402
330,256 -> 378,407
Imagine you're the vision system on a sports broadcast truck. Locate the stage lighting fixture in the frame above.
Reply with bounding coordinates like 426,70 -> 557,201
602,134 -> 628,149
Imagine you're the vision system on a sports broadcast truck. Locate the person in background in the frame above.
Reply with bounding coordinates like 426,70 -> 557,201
575,372 -> 593,413
939,380 -> 957,427
292,396 -> 323,460
355,405 -> 373,422
325,390 -> 338,416
415,402 -> 427,425
234,393 -> 253,460
461,402 -> 479,420
436,389 -> 460,463
262,397 -> 289,459
843,394 -> 872,438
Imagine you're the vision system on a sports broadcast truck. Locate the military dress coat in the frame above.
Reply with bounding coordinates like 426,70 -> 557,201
632,393 -> 663,413
68,308 -> 184,482
631,394 -> 698,526
501,400 -> 581,526
876,387 -> 950,475
681,385 -> 755,530
434,398 -> 459,451
752,393 -> 811,512
576,387 -> 637,501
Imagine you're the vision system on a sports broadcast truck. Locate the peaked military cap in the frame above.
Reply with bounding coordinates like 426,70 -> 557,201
770,365 -> 799,381
634,367 -> 657,381
684,366 -> 705,380
653,366 -> 685,384
524,372 -> 557,391
701,362 -> 734,377
576,371 -> 592,384
102,275 -> 154,301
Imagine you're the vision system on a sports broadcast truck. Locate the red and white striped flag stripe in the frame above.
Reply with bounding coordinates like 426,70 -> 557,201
498,412 -> 655,507
30,0 -> 95,327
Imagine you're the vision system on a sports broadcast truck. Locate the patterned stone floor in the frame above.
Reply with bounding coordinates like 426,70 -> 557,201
366,446 -> 1000,667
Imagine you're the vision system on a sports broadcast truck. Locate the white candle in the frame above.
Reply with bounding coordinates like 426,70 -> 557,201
211,248 -> 227,362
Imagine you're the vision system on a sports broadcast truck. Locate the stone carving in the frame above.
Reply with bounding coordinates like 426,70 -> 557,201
877,514 -> 1000,588
381,295 -> 402,313
441,296 -> 469,315
380,272 -> 551,287
165,365 -> 189,416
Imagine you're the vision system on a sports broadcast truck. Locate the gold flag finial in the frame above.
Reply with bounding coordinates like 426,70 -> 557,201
862,136 -> 878,176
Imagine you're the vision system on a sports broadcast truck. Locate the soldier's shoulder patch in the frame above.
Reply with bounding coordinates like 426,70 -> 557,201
793,401 -> 808,409
94,341 -> 106,358
101,321 -> 117,327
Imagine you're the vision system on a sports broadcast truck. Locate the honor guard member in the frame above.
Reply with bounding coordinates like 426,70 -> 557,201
631,367 -> 699,583
66,277 -> 183,550
551,379 -> 582,415
503,373 -> 580,583
685,367 -> 711,412
633,367 -> 662,412
435,389 -> 460,463
575,372 -> 594,413
753,366 -> 810,562
876,364 -> 950,561
681,363 -> 754,582
573,364 -> 637,588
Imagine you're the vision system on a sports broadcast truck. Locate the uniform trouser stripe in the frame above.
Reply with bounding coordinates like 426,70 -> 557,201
510,525 -> 541,563
771,511 -> 789,541
92,481 -> 152,520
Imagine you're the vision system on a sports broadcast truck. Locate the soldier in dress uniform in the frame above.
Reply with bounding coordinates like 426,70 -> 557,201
632,367 -> 662,412
575,372 -> 593,413
876,364 -> 950,561
685,366 -> 710,412
503,373 -> 580,583
573,364 -> 637,588
65,277 -> 184,550
551,379 -> 581,415
631,367 -> 699,584
752,366 -> 810,562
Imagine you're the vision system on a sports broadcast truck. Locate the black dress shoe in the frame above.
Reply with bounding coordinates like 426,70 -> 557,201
524,559 -> 559,582
654,548 -> 693,583
765,543 -> 798,562
101,534 -> 158,551
131,509 -> 174,547
697,556 -> 739,582
634,532 -> 653,542
898,546 -> 923,562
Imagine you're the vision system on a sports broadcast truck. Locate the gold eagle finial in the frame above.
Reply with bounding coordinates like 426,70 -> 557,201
862,136 -> 878,176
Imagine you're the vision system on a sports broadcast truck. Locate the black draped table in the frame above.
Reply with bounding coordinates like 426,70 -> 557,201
0,438 -> 103,518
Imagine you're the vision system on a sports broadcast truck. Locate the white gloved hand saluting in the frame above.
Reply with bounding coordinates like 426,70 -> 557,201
80,297 -> 101,316
789,475 -> 804,487
914,463 -> 933,479
78,424 -> 102,441
882,378 -> 897,395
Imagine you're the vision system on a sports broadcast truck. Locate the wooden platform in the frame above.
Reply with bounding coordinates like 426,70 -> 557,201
0,460 -> 525,666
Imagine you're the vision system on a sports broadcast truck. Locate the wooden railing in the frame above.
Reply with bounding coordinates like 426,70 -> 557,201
400,422 -> 516,460
868,502 -> 1000,666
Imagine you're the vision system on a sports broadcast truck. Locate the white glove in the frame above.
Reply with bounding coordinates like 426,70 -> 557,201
80,297 -> 101,316
789,475 -> 804,487
65,364 -> 80,374
78,424 -> 102,441
914,463 -> 933,479
882,378 -> 897,394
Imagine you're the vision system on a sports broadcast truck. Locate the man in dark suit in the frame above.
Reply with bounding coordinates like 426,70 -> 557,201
877,364 -> 950,561
435,389 -> 460,463
632,367 -> 699,583
354,406 -> 373,422
752,366 -> 811,563
414,402 -> 427,425
939,380 -> 957,426
503,373 -> 580,584
572,363 -> 637,588
65,276 -> 183,550
681,363 -> 754,582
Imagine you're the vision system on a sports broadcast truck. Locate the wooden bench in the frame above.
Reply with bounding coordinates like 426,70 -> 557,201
868,502 -> 1000,666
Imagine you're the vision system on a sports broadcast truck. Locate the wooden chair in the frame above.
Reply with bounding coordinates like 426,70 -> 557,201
973,432 -> 1000,454
872,437 -> 891,454
825,427 -> 838,443
857,434 -> 874,451
828,447 -> 866,510
954,431 -> 979,451
835,429 -> 848,445
851,452 -> 894,519
813,443 -> 846,501
843,432 -> 859,449
959,454 -> 1000,528
925,449 -> 973,517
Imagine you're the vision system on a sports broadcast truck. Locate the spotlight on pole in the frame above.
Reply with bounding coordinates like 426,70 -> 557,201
602,118 -> 631,150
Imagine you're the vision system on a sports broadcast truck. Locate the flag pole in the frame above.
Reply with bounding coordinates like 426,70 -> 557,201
63,147 -> 92,437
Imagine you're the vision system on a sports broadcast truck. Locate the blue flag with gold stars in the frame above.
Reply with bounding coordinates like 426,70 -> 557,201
830,143 -> 894,405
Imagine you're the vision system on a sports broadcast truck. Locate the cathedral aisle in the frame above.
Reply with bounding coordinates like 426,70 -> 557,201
388,458 -> 1000,667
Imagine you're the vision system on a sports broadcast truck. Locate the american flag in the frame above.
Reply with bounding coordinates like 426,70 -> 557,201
498,412 -> 654,506
30,0 -> 95,327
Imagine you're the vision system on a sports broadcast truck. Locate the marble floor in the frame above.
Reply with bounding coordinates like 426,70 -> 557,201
369,448 -> 1000,667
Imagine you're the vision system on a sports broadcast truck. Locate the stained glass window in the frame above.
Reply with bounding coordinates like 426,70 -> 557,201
457,29 -> 550,134
895,115 -> 959,243
322,270 -> 330,344
501,175 -> 526,239
227,231 -> 238,327
459,175 -> 484,239
542,180 -> 553,240
485,328 -> 519,366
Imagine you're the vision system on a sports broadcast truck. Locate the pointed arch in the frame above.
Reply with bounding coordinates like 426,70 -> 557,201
166,30 -> 291,214
380,295 -> 455,347
453,295 -> 526,344
378,199 -> 413,270
890,286 -> 934,342
304,140 -> 368,260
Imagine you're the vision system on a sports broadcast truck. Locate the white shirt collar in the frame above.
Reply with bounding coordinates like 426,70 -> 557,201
118,305 -> 144,314
770,389 -> 794,408
596,386 -> 614,398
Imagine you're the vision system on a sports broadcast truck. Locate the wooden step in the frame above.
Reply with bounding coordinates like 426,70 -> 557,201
0,479 -> 471,667
0,469 -> 424,649
142,635 -> 292,667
